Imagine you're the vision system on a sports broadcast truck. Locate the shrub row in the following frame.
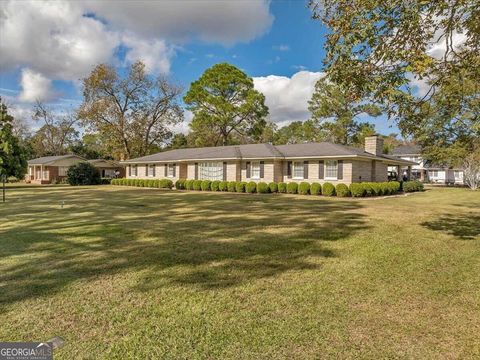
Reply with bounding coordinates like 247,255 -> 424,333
111,178 -> 173,189
112,178 -> 423,197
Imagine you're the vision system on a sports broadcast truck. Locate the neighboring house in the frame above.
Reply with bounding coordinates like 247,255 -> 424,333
389,145 -> 465,184
26,155 -> 125,184
122,135 -> 414,184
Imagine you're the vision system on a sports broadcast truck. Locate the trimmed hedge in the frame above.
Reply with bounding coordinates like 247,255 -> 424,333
227,181 -> 237,192
323,182 -> 335,196
211,180 -> 221,191
201,180 -> 211,191
349,183 -> 365,197
257,182 -> 269,194
219,181 -> 228,191
403,180 -> 424,192
175,179 -> 186,190
235,181 -> 246,193
278,182 -> 287,193
287,182 -> 298,194
298,182 -> 310,195
193,180 -> 202,191
246,181 -> 257,193
310,182 -> 321,195
336,183 -> 350,197
185,179 -> 194,190
268,182 -> 278,193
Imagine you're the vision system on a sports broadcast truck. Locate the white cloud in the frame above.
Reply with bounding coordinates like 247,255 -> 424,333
18,68 -> 55,103
83,0 -> 273,46
253,71 -> 325,124
122,34 -> 175,74
273,44 -> 290,51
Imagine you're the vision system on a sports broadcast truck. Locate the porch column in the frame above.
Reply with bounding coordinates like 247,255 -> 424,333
41,165 -> 44,181
420,169 -> 425,182
397,165 -> 402,181
407,166 -> 412,180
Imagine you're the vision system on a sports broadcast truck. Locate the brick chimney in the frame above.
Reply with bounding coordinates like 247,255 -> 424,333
364,135 -> 384,156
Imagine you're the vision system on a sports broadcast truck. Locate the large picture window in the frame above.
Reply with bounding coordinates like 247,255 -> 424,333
251,161 -> 260,179
199,162 -> 223,180
292,161 -> 304,179
325,160 -> 338,179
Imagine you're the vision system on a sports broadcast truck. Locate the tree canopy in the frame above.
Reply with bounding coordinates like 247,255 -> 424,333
184,63 -> 269,146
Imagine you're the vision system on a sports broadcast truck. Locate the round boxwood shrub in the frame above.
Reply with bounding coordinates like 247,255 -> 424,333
322,182 -> 335,196
349,183 -> 365,197
235,181 -> 246,193
201,180 -> 211,191
403,180 -> 424,192
211,180 -> 221,191
159,179 -> 173,189
298,182 -> 310,195
389,181 -> 401,194
363,183 -> 374,197
336,183 -> 350,197
67,162 -> 102,186
227,181 -> 237,192
147,179 -> 156,188
310,182 -> 321,195
287,182 -> 298,194
268,182 -> 278,193
257,182 -> 269,194
175,179 -> 186,190
370,183 -> 382,196
219,181 -> 228,191
193,180 -> 202,191
246,181 -> 257,193
185,179 -> 194,190
278,182 -> 287,193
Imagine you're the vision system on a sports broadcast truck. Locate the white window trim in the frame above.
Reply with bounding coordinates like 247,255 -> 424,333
148,164 -> 155,177
250,161 -> 261,179
199,161 -> 223,180
292,161 -> 304,179
131,165 -> 138,177
324,160 -> 338,180
167,163 -> 175,178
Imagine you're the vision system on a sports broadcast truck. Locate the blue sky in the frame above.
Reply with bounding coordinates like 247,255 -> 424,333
0,0 -> 400,135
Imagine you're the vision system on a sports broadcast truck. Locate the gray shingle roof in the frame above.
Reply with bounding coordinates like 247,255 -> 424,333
392,145 -> 422,155
27,155 -> 85,165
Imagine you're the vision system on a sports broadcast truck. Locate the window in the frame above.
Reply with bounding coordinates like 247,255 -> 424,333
430,170 -> 438,177
58,166 -> 68,177
132,165 -> 138,176
454,171 -> 462,179
292,161 -> 304,179
325,160 -> 338,179
199,162 -> 223,180
251,161 -> 260,179
148,164 -> 155,177
168,163 -> 175,177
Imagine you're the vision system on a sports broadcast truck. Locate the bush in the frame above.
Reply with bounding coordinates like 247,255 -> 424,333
403,180 -> 424,192
67,162 -> 102,186
219,181 -> 228,191
185,179 -> 194,190
147,179 -> 156,188
268,182 -> 278,193
111,179 -> 118,185
336,183 -> 350,197
370,182 -> 382,196
257,182 -> 269,194
310,182 -> 321,195
201,180 -> 211,191
211,180 -> 221,191
227,181 -> 237,192
246,181 -> 257,193
287,182 -> 298,194
175,179 -> 186,190
298,182 -> 310,195
278,182 -> 287,193
389,181 -> 401,194
193,180 -> 202,191
322,182 -> 335,196
236,181 -> 246,193
159,179 -> 173,189
363,183 -> 374,197
349,183 -> 365,197
101,178 -> 111,185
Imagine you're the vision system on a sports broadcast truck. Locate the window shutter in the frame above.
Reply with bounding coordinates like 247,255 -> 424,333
153,164 -> 156,177
194,163 -> 198,180
246,161 -> 251,178
145,164 -> 148,176
173,163 -> 176,177
287,161 -> 292,179
318,160 -> 324,179
223,162 -> 227,181
337,160 -> 343,180
260,161 -> 264,178
164,164 -> 168,177
303,161 -> 308,179
128,165 -> 131,176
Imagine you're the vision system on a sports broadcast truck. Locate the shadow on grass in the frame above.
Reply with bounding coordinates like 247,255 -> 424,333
0,187 -> 369,308
422,213 -> 480,240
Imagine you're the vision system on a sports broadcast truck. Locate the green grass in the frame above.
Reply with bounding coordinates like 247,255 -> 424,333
1,186 -> 479,359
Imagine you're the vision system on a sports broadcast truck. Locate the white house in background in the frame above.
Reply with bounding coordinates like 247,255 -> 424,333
389,145 -> 465,185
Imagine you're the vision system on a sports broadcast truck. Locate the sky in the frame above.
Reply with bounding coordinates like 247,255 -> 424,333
0,0 -> 402,136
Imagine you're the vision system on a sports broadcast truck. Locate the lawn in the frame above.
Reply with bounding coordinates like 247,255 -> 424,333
0,186 -> 479,359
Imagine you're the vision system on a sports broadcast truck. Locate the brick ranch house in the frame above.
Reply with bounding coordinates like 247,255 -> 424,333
122,136 -> 414,184
26,155 -> 125,184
